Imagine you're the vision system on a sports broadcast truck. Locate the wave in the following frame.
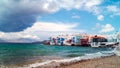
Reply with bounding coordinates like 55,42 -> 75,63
27,50 -> 115,68
114,44 -> 120,56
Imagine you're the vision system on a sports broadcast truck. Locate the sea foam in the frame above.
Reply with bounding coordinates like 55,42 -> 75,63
114,44 -> 120,56
27,51 -> 115,68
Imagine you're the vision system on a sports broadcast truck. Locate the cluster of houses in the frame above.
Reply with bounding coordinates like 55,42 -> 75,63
46,31 -> 120,47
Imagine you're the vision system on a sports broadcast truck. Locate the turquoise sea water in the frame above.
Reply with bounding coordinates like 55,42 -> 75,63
0,43 -> 113,67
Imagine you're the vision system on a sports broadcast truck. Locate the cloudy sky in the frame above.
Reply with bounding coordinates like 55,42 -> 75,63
0,0 -> 120,42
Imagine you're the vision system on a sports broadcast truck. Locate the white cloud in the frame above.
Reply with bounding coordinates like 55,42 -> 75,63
25,22 -> 78,31
50,0 -> 103,15
25,0 -> 103,15
107,5 -> 119,12
99,24 -> 115,33
0,0 -> 103,16
0,32 -> 40,40
84,0 -> 103,15
85,0 -> 102,8
92,23 -> 115,33
23,22 -> 85,40
72,15 -> 80,19
106,5 -> 120,16
97,15 -> 104,21
0,21 -> 86,41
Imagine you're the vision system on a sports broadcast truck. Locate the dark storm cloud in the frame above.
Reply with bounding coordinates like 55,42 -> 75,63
0,0 -> 59,32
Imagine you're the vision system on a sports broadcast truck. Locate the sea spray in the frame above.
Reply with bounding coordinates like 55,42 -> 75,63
114,44 -> 120,56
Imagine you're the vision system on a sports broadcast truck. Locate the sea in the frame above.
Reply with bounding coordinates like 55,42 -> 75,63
0,43 -> 115,68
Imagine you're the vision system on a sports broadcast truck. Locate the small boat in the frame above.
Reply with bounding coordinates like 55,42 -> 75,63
90,35 -> 107,47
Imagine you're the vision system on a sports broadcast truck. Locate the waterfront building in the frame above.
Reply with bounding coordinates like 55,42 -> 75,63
49,32 -> 119,47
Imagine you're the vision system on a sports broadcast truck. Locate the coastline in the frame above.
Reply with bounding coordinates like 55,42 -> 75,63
27,51 -> 115,68
58,55 -> 120,68
33,55 -> 120,68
